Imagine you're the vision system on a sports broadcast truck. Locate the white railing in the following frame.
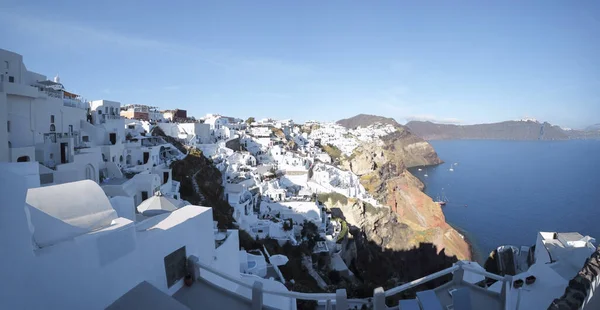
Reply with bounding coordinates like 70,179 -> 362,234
190,256 -> 344,310
191,256 -> 512,310
384,265 -> 460,297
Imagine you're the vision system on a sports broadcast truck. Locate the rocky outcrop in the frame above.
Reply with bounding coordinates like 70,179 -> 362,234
333,126 -> 469,262
170,148 -> 235,229
549,247 -> 600,310
337,114 -> 400,129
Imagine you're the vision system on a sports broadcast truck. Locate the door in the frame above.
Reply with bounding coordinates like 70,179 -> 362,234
163,172 -> 169,184
109,133 -> 117,145
141,191 -> 149,201
143,152 -> 150,164
60,143 -> 68,164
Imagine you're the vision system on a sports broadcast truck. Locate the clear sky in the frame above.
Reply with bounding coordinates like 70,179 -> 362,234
1,1 -> 598,128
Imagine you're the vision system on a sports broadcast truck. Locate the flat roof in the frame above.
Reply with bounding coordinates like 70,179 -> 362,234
107,281 -> 190,310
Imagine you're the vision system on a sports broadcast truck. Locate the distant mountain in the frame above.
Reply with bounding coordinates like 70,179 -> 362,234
405,120 -> 600,140
337,114 -> 400,129
585,124 -> 600,132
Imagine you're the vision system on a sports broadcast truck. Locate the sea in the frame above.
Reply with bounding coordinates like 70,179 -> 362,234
410,140 -> 600,263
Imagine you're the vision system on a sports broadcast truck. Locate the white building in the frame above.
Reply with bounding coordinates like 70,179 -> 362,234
0,48 -> 108,185
157,122 -> 211,145
0,168 -> 295,310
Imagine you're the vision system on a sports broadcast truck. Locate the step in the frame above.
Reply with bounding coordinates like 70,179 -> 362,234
416,290 -> 444,310
398,298 -> 420,310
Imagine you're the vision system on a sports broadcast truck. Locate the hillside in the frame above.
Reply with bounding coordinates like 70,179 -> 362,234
337,114 -> 400,129
337,128 -> 469,260
406,120 -> 575,140
585,124 -> 600,132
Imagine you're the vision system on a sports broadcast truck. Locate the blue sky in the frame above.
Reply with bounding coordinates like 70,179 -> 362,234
1,1 -> 598,128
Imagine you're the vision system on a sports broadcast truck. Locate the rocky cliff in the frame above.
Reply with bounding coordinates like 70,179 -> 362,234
334,126 -> 470,261
406,120 -> 600,140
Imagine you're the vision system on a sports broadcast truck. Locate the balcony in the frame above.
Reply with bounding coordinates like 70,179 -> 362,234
63,97 -> 88,109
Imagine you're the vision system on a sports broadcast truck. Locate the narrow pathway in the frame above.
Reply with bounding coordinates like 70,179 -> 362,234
191,170 -> 207,205
301,255 -> 328,290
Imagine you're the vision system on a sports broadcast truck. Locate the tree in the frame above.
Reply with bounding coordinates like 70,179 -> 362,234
246,117 -> 255,124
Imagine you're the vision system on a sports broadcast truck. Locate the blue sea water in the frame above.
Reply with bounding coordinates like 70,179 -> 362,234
410,140 -> 600,262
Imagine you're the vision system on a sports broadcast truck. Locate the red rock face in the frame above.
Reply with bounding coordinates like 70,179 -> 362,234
384,171 -> 471,260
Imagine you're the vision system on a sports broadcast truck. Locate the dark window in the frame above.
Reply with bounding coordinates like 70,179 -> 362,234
82,136 -> 89,142
9,76 -> 14,83
17,156 -> 30,162
50,124 -> 55,132
164,246 -> 187,288
7,121 -> 9,132
141,191 -> 149,201
68,125 -> 73,133
50,115 -> 55,123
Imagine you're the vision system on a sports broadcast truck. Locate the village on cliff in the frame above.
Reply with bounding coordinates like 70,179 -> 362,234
1,48 -> 599,310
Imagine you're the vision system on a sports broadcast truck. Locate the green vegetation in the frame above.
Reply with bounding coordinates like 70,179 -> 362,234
334,218 -> 348,243
317,192 -> 348,206
322,144 -> 342,162
246,117 -> 255,124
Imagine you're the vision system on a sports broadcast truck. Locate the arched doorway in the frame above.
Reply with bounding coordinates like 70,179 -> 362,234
85,164 -> 96,181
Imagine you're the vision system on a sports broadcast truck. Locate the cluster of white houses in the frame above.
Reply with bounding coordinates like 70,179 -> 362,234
2,48 -> 600,310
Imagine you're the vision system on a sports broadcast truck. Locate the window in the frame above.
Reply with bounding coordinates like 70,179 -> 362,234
4,61 -> 8,69
50,115 -> 55,123
68,125 -> 73,133
82,136 -> 89,142
8,76 -> 14,83
49,124 -> 55,132
7,121 -> 9,132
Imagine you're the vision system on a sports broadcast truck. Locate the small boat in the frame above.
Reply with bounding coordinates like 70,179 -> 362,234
449,167 -> 454,172
418,168 -> 422,171
435,193 -> 448,206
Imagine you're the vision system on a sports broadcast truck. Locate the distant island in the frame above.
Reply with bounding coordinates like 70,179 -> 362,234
337,113 -> 400,129
406,120 -> 600,141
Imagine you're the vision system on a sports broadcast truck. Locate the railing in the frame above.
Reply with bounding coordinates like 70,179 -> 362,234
189,254 -> 515,310
190,256 -> 344,310
63,98 -> 87,109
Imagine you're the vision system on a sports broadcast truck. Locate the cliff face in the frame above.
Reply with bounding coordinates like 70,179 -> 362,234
405,120 -> 600,140
336,127 -> 470,260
